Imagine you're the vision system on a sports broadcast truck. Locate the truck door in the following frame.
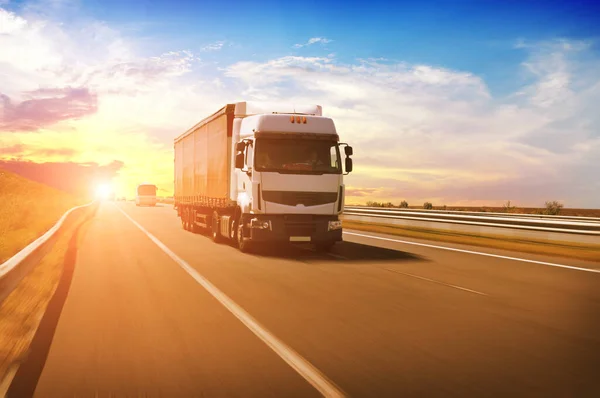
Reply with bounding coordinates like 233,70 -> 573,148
236,141 -> 254,213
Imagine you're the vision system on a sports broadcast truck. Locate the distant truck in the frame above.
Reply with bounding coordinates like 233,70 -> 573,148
173,102 -> 353,252
135,183 -> 157,206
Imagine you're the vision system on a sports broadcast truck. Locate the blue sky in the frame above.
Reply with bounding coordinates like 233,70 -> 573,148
1,0 -> 600,206
31,0 -> 600,95
7,0 -> 600,92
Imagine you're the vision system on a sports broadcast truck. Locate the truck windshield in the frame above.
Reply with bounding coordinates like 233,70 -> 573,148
254,139 -> 342,174
137,185 -> 157,196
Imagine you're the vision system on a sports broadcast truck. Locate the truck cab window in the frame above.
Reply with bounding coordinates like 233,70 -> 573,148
245,144 -> 253,169
256,152 -> 272,169
330,145 -> 339,169
255,139 -> 341,174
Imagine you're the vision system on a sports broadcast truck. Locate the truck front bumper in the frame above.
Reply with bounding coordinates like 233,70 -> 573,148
242,214 -> 342,244
137,198 -> 157,206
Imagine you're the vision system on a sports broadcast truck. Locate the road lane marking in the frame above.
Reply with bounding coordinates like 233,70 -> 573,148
325,252 -> 349,260
0,365 -> 18,398
344,231 -> 600,274
116,206 -> 345,398
384,268 -> 487,296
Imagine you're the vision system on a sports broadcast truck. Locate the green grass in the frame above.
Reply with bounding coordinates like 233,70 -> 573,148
343,220 -> 600,263
0,169 -> 84,263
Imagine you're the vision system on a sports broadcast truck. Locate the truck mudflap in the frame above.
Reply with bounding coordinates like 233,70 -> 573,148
241,214 -> 343,243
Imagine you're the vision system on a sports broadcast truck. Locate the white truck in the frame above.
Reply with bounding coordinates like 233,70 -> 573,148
173,102 -> 353,252
135,183 -> 158,206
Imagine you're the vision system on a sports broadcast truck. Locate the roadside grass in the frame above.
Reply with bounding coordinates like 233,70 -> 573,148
343,220 -> 600,263
0,213 -> 93,390
0,169 -> 84,263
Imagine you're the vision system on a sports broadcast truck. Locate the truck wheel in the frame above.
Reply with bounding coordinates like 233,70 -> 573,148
236,221 -> 252,253
211,211 -> 222,243
315,242 -> 335,252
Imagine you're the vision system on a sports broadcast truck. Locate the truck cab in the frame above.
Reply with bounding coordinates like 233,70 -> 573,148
231,102 -> 353,251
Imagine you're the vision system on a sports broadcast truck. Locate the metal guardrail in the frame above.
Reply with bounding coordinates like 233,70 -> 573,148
343,207 -> 600,236
344,206 -> 600,222
0,202 -> 95,303
0,201 -> 594,298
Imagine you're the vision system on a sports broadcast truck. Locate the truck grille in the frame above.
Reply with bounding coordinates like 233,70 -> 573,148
262,191 -> 338,207
285,224 -> 316,236
281,215 -> 335,237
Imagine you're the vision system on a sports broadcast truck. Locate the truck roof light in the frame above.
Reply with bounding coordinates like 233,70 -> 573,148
302,116 -> 307,124
290,115 -> 295,123
296,116 -> 301,123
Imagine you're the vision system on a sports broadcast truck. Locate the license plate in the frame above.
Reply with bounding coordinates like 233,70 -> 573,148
290,236 -> 311,242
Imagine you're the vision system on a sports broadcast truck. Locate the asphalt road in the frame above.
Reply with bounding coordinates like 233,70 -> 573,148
10,202 -> 600,397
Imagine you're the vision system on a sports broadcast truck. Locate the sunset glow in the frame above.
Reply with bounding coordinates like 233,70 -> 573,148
1,3 -> 600,396
1,1 -> 599,207
95,183 -> 113,200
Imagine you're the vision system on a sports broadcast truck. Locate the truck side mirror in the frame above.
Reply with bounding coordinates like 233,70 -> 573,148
345,157 -> 353,173
235,153 -> 245,169
344,146 -> 353,156
236,142 -> 246,152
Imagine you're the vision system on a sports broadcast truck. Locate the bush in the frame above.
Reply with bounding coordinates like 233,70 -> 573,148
544,200 -> 564,215
366,201 -> 396,208
423,202 -> 433,210
442,205 -> 447,210
502,200 -> 516,213
399,200 -> 409,208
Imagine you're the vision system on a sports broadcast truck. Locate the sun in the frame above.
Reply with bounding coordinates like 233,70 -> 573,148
95,183 -> 113,200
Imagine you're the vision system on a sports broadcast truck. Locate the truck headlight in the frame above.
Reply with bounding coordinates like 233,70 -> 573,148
250,218 -> 271,230
328,220 -> 342,231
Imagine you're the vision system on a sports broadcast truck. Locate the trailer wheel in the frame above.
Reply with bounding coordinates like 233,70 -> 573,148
211,211 -> 222,243
187,208 -> 192,231
182,208 -> 190,231
191,209 -> 201,233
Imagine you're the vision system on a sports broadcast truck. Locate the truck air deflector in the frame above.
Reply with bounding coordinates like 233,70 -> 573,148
253,131 -> 339,141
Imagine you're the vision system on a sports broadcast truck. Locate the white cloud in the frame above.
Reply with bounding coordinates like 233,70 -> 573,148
0,7 -> 26,34
1,3 -> 599,207
0,4 -> 212,192
293,37 -> 332,48
201,40 -> 227,51
225,41 -> 600,207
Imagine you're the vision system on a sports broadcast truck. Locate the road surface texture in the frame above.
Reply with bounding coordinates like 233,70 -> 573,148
9,202 -> 600,397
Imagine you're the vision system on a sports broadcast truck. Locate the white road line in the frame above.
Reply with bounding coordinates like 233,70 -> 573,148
0,364 -> 19,398
384,268 -> 487,296
115,205 -> 345,398
344,231 -> 600,274
325,252 -> 349,260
